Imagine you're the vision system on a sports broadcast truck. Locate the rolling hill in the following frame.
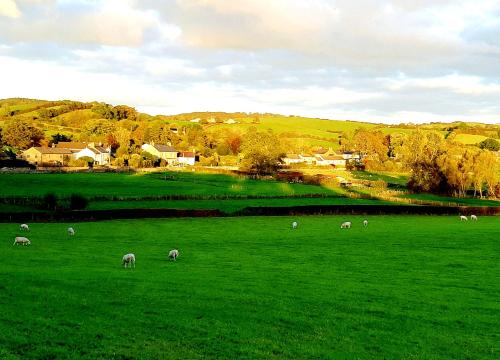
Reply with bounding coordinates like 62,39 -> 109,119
0,98 -> 498,150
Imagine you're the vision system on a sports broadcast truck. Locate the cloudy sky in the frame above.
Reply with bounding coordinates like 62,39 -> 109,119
0,0 -> 499,124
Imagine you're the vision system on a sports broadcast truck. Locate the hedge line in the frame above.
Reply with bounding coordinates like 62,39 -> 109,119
1,205 -> 499,222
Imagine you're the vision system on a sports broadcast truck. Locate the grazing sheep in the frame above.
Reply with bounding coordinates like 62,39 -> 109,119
122,253 -> 135,268
341,221 -> 352,229
20,224 -> 29,231
460,215 -> 468,221
13,236 -> 31,246
470,215 -> 478,221
292,221 -> 298,229
363,219 -> 368,227
168,249 -> 179,261
67,227 -> 75,236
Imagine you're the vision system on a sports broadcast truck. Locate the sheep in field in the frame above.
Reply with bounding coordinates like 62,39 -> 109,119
470,215 -> 478,221
460,215 -> 468,221
13,237 -> 31,246
20,224 -> 29,231
67,227 -> 75,236
122,253 -> 135,268
341,221 -> 352,229
292,221 -> 298,229
168,249 -> 179,261
363,219 -> 368,227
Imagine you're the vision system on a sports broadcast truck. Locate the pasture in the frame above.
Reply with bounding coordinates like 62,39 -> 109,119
0,172 -> 341,198
1,216 -> 499,359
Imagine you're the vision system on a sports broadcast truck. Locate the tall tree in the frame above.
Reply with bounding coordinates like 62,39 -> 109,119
240,128 -> 285,175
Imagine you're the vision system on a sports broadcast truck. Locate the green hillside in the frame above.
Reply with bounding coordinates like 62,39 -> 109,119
0,98 -> 499,151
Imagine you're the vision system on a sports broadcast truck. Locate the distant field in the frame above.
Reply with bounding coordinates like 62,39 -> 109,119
1,216 -> 498,359
454,134 -> 488,144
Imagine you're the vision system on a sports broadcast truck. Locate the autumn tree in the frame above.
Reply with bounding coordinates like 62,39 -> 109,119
80,119 -> 115,141
240,128 -> 285,175
353,130 -> 389,163
398,131 -> 447,193
471,150 -> 495,197
50,133 -> 72,145
438,147 -> 475,197
3,120 -> 44,149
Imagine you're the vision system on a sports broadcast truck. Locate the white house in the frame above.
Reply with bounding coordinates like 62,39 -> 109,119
190,118 -> 201,123
283,154 -> 304,165
74,146 -> 111,165
299,154 -> 316,164
224,119 -> 237,124
178,151 -> 196,166
342,151 -> 361,160
315,155 -> 346,167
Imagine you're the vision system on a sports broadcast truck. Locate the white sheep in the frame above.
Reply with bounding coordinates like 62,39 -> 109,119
67,227 -> 75,236
292,221 -> 298,229
470,215 -> 478,221
13,236 -> 31,246
20,224 -> 29,231
341,221 -> 352,229
363,219 -> 368,227
168,249 -> 179,261
460,215 -> 468,221
122,253 -> 135,268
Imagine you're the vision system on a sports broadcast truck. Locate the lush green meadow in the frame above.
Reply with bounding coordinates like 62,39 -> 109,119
1,216 -> 498,359
0,172 -> 341,198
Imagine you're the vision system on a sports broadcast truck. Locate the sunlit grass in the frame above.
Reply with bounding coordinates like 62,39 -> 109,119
1,216 -> 498,359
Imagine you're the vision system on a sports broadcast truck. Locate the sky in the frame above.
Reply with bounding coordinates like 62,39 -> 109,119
0,0 -> 499,124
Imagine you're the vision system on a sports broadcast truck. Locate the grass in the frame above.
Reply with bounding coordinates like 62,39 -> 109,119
454,134 -> 488,145
351,170 -> 409,187
0,172 -> 342,198
0,216 -> 499,359
402,193 -> 500,206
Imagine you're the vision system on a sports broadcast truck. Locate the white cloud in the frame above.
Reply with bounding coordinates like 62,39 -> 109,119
0,0 -> 21,18
386,74 -> 500,96
1,1 -> 500,124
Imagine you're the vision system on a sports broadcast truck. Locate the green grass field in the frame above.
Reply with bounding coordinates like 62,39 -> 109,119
1,216 -> 498,359
0,172 -> 341,198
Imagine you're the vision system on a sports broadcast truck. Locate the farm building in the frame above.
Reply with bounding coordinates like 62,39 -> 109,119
22,147 -> 74,166
141,143 -> 179,164
299,154 -> 316,164
283,154 -> 304,165
178,151 -> 197,166
315,154 -> 346,167
74,146 -> 111,165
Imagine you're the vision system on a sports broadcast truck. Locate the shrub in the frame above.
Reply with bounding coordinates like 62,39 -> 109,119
41,193 -> 58,211
69,194 -> 88,210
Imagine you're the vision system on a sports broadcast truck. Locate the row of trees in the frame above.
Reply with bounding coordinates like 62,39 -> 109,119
397,131 -> 499,197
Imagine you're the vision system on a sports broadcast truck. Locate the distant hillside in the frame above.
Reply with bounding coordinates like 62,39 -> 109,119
1,98 -> 499,151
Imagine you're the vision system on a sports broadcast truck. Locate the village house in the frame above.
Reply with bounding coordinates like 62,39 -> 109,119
141,143 -> 179,164
178,151 -> 197,166
341,151 -> 361,160
299,154 -> 316,164
283,154 -> 304,166
315,154 -> 347,167
22,147 -> 74,166
74,145 -> 111,165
